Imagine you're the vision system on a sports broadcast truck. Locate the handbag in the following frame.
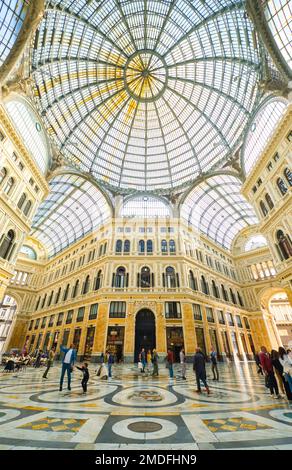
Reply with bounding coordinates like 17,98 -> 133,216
138,361 -> 143,370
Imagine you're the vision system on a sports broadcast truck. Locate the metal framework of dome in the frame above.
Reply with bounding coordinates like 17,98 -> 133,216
31,0 -> 263,193
0,0 -> 30,67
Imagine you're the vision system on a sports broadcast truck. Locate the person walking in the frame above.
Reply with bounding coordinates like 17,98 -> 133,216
259,346 -> 280,399
152,349 -> 159,377
34,350 -> 42,368
271,349 -> 285,395
141,348 -> 146,373
210,346 -> 219,381
76,363 -> 90,393
166,348 -> 174,379
193,348 -> 210,394
254,352 -> 263,375
279,347 -> 292,401
180,348 -> 186,380
42,347 -> 55,379
146,349 -> 152,374
59,343 -> 77,391
107,351 -> 114,378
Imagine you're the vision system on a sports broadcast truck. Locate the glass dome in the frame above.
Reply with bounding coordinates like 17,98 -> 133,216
31,173 -> 111,257
181,174 -> 258,249
19,245 -> 37,260
121,196 -> 171,218
0,1 -> 30,67
263,0 -> 292,73
31,0 -> 262,192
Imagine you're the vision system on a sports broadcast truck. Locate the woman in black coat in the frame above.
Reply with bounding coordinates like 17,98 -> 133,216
193,348 -> 210,394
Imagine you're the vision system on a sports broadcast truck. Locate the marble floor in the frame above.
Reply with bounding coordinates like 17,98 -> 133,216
0,361 -> 291,450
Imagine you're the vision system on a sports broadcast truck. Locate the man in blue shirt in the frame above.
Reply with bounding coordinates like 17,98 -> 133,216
59,343 -> 77,391
210,346 -> 219,381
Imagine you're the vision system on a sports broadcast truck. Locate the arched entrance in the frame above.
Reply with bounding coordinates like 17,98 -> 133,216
134,309 -> 156,362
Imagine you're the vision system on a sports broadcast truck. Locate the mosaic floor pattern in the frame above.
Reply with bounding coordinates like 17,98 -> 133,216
0,362 -> 291,450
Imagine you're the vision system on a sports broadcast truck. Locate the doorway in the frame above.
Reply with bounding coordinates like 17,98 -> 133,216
134,309 -> 156,362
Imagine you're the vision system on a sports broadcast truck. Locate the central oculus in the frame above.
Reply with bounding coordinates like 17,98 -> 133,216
124,50 -> 168,102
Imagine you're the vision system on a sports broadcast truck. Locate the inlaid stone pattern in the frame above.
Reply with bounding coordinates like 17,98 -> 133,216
128,421 -> 163,433
203,417 -> 272,433
18,417 -> 87,433
128,390 -> 163,402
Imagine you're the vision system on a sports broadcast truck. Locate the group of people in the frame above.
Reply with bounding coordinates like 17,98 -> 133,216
137,346 -> 218,395
7,341 -> 292,402
256,346 -> 292,401
59,346 -> 116,393
138,348 -> 159,376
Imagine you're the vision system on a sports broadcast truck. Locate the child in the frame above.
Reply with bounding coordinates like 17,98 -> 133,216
76,363 -> 89,393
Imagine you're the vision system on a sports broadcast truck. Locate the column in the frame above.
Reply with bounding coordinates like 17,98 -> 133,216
91,302 -> 109,362
156,302 -> 166,356
182,302 -> 197,359
124,302 -> 135,362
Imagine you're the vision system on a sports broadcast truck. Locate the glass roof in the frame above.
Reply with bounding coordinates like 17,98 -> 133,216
31,174 -> 111,257
31,0 -> 262,192
264,0 -> 292,73
121,196 -> 170,218
181,174 -> 258,249
0,0 -> 30,67
6,99 -> 51,174
242,98 -> 287,175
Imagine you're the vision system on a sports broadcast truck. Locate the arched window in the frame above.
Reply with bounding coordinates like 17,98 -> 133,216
55,287 -> 61,304
221,284 -> 228,301
82,275 -> 90,294
4,177 -> 14,195
94,270 -> 102,290
23,200 -> 32,216
265,193 -> 274,210
63,284 -> 70,301
0,167 -> 7,185
161,239 -> 167,254
169,240 -> 176,253
72,279 -> 79,298
0,230 -> 15,260
284,168 -> 292,186
276,230 -> 292,260
237,291 -> 244,307
147,240 -> 153,254
113,267 -> 128,288
103,243 -> 107,254
164,266 -> 178,288
139,266 -> 152,288
189,270 -> 197,290
17,193 -> 26,209
277,177 -> 288,196
201,275 -> 209,295
138,240 -> 145,254
212,280 -> 219,298
259,200 -> 268,217
115,239 -> 122,253
230,288 -> 237,304
124,240 -> 130,254
41,294 -> 47,309
99,245 -> 103,256
47,291 -> 54,307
